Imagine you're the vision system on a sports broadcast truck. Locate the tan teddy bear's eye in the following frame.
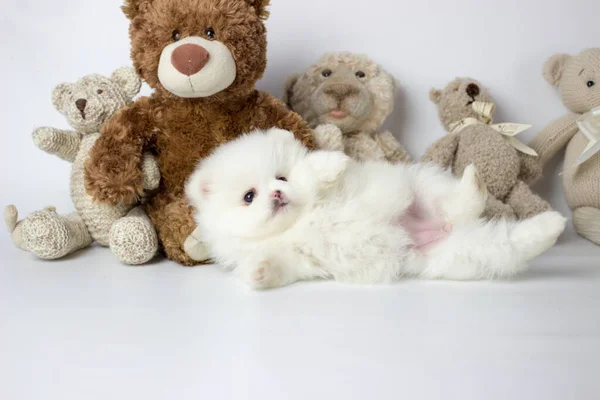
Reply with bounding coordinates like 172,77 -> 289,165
97,89 -> 104,95
587,80 -> 596,88
322,69 -> 332,78
356,71 -> 366,79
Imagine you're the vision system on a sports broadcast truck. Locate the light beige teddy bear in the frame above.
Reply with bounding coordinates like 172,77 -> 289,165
4,67 -> 160,264
530,48 -> 600,245
284,52 -> 412,164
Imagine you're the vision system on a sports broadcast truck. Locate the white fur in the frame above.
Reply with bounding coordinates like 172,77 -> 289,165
186,129 -> 567,290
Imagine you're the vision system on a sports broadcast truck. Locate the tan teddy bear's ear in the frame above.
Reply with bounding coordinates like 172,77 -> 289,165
543,54 -> 571,87
111,67 -> 142,100
51,83 -> 73,112
246,0 -> 271,20
122,0 -> 153,20
283,74 -> 300,110
429,88 -> 442,105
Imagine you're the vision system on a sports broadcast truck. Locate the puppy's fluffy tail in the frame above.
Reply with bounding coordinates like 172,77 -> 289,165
509,211 -> 567,261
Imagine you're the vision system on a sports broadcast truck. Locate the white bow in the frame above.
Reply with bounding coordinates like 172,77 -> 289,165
575,107 -> 600,168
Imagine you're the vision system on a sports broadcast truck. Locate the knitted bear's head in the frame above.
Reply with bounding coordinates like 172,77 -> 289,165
430,78 -> 495,131
543,48 -> 600,114
51,67 -> 141,134
284,52 -> 396,135
122,0 -> 270,100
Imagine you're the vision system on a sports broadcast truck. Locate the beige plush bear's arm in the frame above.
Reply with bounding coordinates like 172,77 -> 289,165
420,134 -> 460,169
33,127 -> 81,163
529,113 -> 580,167
375,130 -> 413,164
313,124 -> 344,152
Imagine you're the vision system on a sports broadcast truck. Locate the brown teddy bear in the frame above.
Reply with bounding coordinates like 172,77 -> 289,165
422,78 -> 551,220
530,48 -> 600,245
284,52 -> 412,164
85,0 -> 314,266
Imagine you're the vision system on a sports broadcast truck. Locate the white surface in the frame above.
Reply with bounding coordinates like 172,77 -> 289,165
0,0 -> 599,399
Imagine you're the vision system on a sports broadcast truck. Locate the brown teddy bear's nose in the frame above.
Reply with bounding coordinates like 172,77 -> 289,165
75,99 -> 87,112
466,83 -> 480,97
324,84 -> 360,101
171,44 -> 210,76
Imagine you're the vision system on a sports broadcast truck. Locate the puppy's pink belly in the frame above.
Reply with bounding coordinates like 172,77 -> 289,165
397,202 -> 452,252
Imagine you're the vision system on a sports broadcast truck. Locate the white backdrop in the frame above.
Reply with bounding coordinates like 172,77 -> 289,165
2,0 -> 599,217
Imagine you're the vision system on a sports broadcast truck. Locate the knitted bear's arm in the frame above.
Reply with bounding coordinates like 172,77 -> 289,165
420,134 -> 459,168
85,98 -> 153,205
32,127 -> 81,163
376,130 -> 413,164
529,113 -> 580,166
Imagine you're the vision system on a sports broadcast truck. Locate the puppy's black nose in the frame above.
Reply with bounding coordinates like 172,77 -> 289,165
75,99 -> 87,112
466,84 -> 480,98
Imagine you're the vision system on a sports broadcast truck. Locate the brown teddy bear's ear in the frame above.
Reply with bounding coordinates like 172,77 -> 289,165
282,74 -> 300,109
122,0 -> 153,20
111,67 -> 142,100
51,83 -> 73,112
429,88 -> 442,105
543,54 -> 571,87
247,0 -> 271,20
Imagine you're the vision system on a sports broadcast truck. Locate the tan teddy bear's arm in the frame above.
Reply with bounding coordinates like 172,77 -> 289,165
529,113 -> 580,167
32,127 -> 81,163
420,134 -> 460,168
375,130 -> 413,164
518,153 -> 544,185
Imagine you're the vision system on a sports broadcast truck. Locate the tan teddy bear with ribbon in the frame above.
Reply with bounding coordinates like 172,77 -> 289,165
4,67 -> 160,264
284,52 -> 412,164
530,48 -> 600,245
422,77 -> 551,220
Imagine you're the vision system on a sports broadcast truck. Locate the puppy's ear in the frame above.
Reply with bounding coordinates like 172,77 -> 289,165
186,169 -> 212,205
247,0 -> 270,20
52,83 -> 74,112
304,151 -> 350,185
543,54 -> 571,86
283,74 -> 300,110
111,66 -> 142,100
429,88 -> 442,105
122,0 -> 153,20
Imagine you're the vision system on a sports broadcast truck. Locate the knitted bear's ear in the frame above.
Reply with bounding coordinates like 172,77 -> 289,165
283,74 -> 300,110
122,0 -> 153,20
247,0 -> 271,20
429,88 -> 442,105
543,54 -> 571,87
51,83 -> 74,112
111,67 -> 142,100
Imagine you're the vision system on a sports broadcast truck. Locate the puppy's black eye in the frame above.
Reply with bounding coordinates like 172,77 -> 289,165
322,69 -> 332,78
97,89 -> 104,95
277,177 -> 287,182
206,28 -> 216,40
587,81 -> 596,88
244,190 -> 255,204
172,30 -> 182,41
356,71 -> 366,79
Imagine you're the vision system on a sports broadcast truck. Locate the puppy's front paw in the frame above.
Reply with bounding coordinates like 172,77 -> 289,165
248,260 -> 284,290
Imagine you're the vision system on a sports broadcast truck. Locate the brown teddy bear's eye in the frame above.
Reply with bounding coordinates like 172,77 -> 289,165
97,89 -> 104,95
172,30 -> 182,41
322,69 -> 332,78
206,28 -> 216,40
587,81 -> 596,88
356,71 -> 366,79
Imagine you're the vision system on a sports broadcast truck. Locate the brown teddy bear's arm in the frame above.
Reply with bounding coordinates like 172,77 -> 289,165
85,98 -> 154,205
375,130 -> 413,164
420,134 -> 460,168
529,113 -> 579,167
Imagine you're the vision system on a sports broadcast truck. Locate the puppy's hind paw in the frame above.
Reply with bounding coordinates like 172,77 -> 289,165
249,261 -> 284,290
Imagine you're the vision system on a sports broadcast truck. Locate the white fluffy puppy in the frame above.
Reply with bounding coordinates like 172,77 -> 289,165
186,129 -> 566,289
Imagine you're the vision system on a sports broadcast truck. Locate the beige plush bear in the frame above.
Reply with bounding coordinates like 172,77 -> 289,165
4,67 -> 160,265
422,78 -> 551,220
530,48 -> 600,245
284,52 -> 412,163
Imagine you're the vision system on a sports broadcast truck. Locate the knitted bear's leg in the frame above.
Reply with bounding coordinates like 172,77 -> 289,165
506,180 -> 552,220
20,209 -> 93,260
573,207 -> 600,246
146,193 -> 210,266
109,206 -> 158,265
482,196 -> 516,220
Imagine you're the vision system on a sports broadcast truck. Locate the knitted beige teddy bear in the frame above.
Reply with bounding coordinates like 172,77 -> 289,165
530,48 -> 600,245
422,78 -> 551,220
4,67 -> 160,265
284,52 -> 412,163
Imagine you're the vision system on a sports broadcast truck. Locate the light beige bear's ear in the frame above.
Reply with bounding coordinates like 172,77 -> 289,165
122,0 -> 153,20
283,74 -> 300,110
429,88 -> 442,105
247,0 -> 271,20
51,83 -> 73,112
111,67 -> 142,100
543,54 -> 571,86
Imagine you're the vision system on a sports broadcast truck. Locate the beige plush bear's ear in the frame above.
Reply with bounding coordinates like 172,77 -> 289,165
122,0 -> 153,20
51,83 -> 73,112
429,88 -> 442,105
111,67 -> 142,100
247,0 -> 271,20
283,74 -> 300,110
543,54 -> 571,86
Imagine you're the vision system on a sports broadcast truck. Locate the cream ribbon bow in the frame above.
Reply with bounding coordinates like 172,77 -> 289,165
574,107 -> 600,168
448,102 -> 538,157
